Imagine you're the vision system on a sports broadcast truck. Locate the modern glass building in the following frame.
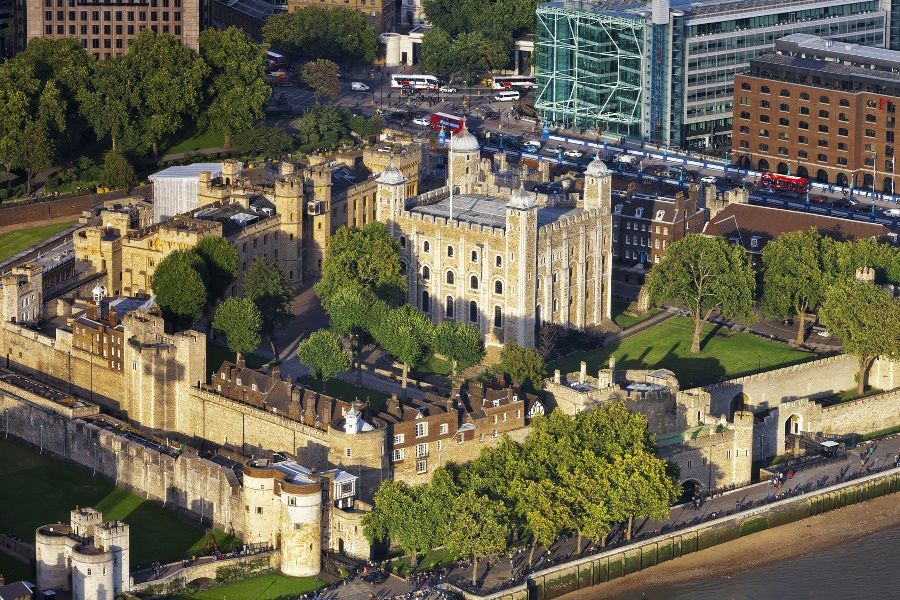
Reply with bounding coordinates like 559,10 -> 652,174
536,0 -> 890,150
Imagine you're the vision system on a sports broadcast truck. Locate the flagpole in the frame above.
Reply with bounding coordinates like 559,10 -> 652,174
449,128 -> 454,222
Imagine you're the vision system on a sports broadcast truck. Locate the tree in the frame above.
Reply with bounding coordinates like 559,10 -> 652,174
84,30 -> 207,155
608,451 -> 679,540
494,342 -> 545,390
420,28 -> 455,80
263,7 -> 378,64
212,298 -> 262,361
433,321 -> 485,379
7,121 -> 54,194
445,490 -> 509,585
762,229 -> 837,344
420,29 -> 503,85
560,453 -> 615,552
301,59 -> 340,103
510,478 -> 572,565
324,284 -> 389,384
362,481 -> 432,567
151,250 -> 208,329
648,234 -> 756,353
572,402 -> 654,459
244,257 -> 295,336
835,238 -> 897,283
820,280 -> 900,395
296,329 -> 351,390
199,27 -> 271,149
371,305 -> 433,398
232,126 -> 293,158
316,223 -> 406,307
101,149 -> 136,190
195,236 -> 239,304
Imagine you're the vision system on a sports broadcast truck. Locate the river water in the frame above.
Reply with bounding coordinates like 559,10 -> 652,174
616,525 -> 900,600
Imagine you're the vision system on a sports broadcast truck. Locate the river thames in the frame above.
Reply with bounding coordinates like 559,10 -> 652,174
617,525 -> 900,599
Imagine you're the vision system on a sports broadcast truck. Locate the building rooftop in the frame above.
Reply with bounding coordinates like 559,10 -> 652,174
193,201 -> 277,237
0,581 -> 33,600
704,203 -> 893,252
751,52 -> 900,89
0,371 -> 81,405
149,163 -> 223,180
775,34 -> 900,67
219,0 -> 286,21
410,194 -> 509,229
549,0 -> 860,21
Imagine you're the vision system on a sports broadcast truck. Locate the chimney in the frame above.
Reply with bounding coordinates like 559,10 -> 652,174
271,365 -> 281,380
554,369 -> 561,384
236,355 -> 246,369
579,361 -> 587,383
107,307 -> 118,326
445,395 -> 456,412
388,393 -> 402,416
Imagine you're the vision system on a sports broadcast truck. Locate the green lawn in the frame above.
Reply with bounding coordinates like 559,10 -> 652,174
414,353 -> 453,377
0,551 -> 32,583
177,573 -> 323,600
611,299 -> 661,330
165,128 -> 226,155
0,438 -> 240,568
206,344 -> 267,380
300,376 -> 389,412
389,547 -> 458,577
548,317 -> 816,389
0,221 -> 76,261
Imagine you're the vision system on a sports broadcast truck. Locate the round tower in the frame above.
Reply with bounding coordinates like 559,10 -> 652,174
584,155 -> 612,214
71,545 -> 115,600
448,123 -> 480,194
36,524 -> 76,591
241,461 -> 280,547
279,479 -> 323,577
375,159 -> 408,233
94,522 -> 130,596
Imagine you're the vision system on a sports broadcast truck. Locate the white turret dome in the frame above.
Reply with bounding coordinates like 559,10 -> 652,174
450,122 -> 480,153
376,158 -> 407,185
585,155 -> 610,177
507,183 -> 536,210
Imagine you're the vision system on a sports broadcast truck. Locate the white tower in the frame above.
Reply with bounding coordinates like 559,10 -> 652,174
448,123 -> 481,194
583,156 -> 612,214
375,158 -> 408,235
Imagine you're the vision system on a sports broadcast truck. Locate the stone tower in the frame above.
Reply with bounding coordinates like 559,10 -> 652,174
504,185 -> 539,347
278,479 -> 323,577
0,263 -> 43,324
375,159 -> 408,236
93,521 -> 130,596
583,155 -> 612,214
306,167 -> 333,277
448,123 -> 481,194
274,174 -> 305,285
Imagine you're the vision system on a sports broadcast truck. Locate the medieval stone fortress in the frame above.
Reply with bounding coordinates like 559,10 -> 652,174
0,127 -> 899,600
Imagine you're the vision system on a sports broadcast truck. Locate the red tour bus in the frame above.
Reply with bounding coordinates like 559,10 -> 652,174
430,112 -> 464,135
759,172 -> 809,194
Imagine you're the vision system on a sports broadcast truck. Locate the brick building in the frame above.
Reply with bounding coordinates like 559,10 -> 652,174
24,0 -> 201,58
733,34 -> 900,192
286,0 -> 394,34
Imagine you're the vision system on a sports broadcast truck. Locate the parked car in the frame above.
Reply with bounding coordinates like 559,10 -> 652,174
884,207 -> 900,217
439,85 -> 458,93
523,140 -> 542,152
563,149 -> 584,159
809,194 -> 827,204
832,197 -> 859,209
351,82 -> 370,91
412,116 -> 430,127
700,175 -> 718,185
482,109 -> 500,120
545,144 -> 564,154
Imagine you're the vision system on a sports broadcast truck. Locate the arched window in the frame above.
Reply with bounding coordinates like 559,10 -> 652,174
493,306 -> 502,328
469,301 -> 478,323
399,236 -> 406,248
423,241 -> 430,252
779,89 -> 790,97
470,275 -> 479,290
421,291 -> 430,312
446,271 -> 454,285
447,245 -> 454,258
494,280 -> 503,294
495,255 -> 502,268
740,82 -> 751,91
400,261 -> 408,275
422,266 -> 430,280
471,250 -> 478,262
800,92 -> 810,100
760,86 -> 770,94
818,109 -> 829,118
445,296 -> 454,317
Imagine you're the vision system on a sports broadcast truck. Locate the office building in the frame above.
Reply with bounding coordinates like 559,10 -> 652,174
733,33 -> 900,190
536,0 -> 889,150
24,0 -> 201,58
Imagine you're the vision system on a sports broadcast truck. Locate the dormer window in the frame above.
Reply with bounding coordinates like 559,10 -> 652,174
236,378 -> 242,386
635,207 -> 643,218
251,383 -> 257,392
614,204 -> 623,214
750,236 -> 761,249
656,210 -> 665,221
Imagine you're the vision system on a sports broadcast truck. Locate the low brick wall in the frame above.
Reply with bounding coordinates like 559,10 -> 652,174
131,552 -> 277,593
0,186 -> 151,229
452,467 -> 900,600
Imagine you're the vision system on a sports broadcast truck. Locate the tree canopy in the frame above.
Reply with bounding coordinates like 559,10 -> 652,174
263,7 -> 379,64
296,329 -> 351,390
761,228 -> 837,344
420,29 -> 504,84
199,27 -> 272,149
151,250 -> 208,329
371,305 -> 434,397
820,280 -> 900,394
648,234 -> 756,352
317,223 -> 407,308
433,321 -> 485,379
100,149 -> 136,191
244,257 -> 295,335
495,342 -> 546,390
300,59 -> 340,103
195,236 -> 240,304
231,125 -> 293,159
212,297 -> 262,360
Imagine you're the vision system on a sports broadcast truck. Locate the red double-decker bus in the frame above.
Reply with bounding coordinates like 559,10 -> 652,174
759,172 -> 809,194
430,112 -> 464,135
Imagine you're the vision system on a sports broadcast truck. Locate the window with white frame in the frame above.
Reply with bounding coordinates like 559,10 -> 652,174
394,433 -> 405,444
392,448 -> 405,461
439,423 -> 449,435
416,459 -> 427,474
415,443 -> 428,458
415,422 -> 428,438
